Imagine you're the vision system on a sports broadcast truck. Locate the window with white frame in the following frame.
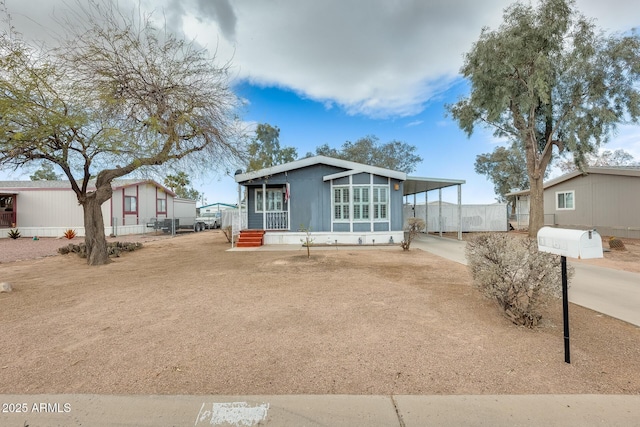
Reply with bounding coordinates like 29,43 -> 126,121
255,188 -> 284,212
333,187 -> 350,220
556,191 -> 575,210
124,196 -> 137,213
352,186 -> 370,220
373,186 -> 388,220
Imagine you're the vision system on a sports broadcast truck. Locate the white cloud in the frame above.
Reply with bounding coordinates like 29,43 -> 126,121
4,0 -> 640,119
169,0 -> 639,118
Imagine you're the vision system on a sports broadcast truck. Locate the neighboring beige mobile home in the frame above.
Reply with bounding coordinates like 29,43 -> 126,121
508,167 -> 640,238
0,179 -> 194,238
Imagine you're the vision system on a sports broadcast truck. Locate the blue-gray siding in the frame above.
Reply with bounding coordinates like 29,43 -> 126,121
240,164 -> 405,232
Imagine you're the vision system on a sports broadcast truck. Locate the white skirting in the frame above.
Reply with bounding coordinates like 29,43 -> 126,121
263,231 -> 404,245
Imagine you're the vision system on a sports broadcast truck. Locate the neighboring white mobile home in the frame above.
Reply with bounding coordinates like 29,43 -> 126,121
0,179 -> 195,238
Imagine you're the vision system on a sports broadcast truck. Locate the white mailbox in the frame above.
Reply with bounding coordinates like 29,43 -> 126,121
537,227 -> 603,259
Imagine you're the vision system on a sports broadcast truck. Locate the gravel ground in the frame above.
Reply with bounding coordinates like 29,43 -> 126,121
1,231 -> 639,395
0,232 -> 173,264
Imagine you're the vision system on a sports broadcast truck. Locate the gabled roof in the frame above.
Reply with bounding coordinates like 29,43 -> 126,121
234,155 -> 407,183
507,167 -> 640,197
0,179 -> 176,196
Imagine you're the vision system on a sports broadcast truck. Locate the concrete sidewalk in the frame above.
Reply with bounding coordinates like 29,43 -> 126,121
2,394 -> 639,426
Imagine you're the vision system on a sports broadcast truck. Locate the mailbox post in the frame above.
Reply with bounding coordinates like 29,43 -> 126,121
537,227 -> 603,363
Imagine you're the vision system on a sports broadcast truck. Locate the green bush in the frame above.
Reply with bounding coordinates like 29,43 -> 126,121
465,233 -> 571,328
7,229 -> 21,239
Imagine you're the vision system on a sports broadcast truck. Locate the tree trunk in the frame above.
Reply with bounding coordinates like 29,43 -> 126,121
528,176 -> 545,238
80,185 -> 113,266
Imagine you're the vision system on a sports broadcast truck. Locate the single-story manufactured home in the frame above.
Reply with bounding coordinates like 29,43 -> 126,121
507,167 -> 640,238
0,179 -> 194,238
233,156 -> 466,246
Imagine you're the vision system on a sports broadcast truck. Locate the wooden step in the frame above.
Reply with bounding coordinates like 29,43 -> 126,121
236,241 -> 263,248
237,229 -> 265,247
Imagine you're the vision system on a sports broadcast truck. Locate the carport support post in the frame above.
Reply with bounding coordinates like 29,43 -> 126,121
561,255 -> 570,364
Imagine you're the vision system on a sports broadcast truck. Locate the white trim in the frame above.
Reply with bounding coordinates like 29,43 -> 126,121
370,175 -> 375,232
323,169 -> 365,181
330,180 -> 334,233
262,183 -> 266,228
235,155 -> 406,183
556,190 -> 575,210
388,178 -> 392,230
349,175 -> 353,233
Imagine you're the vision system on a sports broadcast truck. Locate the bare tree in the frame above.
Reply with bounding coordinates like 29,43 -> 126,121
0,1 -> 243,264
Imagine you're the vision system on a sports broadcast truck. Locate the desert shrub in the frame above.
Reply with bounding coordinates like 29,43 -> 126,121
7,228 -> 21,239
466,233 -> 571,328
222,226 -> 233,243
401,217 -> 426,250
63,229 -> 77,239
58,241 -> 142,258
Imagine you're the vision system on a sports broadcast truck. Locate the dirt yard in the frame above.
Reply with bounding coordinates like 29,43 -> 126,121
1,231 -> 639,395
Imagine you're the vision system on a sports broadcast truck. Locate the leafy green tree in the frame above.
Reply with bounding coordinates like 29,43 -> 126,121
448,0 -> 640,237
29,161 -> 61,181
0,2 -> 242,265
308,135 -> 422,173
475,144 -> 530,212
246,123 -> 297,172
557,148 -> 639,173
164,172 -> 201,200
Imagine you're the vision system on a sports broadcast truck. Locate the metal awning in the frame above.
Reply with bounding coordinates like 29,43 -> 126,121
403,177 -> 466,196
402,176 -> 466,240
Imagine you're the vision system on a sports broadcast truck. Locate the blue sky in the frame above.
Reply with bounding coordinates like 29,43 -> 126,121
3,0 -> 640,206
222,81 -> 491,205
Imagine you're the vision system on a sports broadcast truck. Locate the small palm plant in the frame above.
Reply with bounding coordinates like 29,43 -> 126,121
63,229 -> 77,239
7,229 -> 21,239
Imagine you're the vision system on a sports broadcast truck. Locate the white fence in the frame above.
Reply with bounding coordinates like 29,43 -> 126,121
403,203 -> 508,232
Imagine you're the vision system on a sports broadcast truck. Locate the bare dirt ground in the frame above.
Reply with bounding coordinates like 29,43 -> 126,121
1,231 -> 639,395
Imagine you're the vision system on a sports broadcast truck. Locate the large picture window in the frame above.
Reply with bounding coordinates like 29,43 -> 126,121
255,188 -> 284,212
556,191 -> 574,210
333,184 -> 389,222
333,187 -> 350,220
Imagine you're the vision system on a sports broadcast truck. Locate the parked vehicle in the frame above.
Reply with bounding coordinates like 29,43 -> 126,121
146,198 -> 207,233
196,212 -> 221,229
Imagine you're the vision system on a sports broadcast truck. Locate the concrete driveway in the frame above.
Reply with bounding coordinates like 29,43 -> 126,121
413,234 -> 640,327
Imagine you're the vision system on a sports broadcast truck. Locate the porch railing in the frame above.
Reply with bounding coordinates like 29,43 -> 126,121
266,211 -> 288,230
0,211 -> 16,228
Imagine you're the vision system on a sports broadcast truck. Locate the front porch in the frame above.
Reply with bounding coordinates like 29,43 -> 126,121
0,211 -> 16,228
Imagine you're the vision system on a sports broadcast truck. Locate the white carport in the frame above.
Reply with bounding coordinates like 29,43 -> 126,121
403,177 -> 466,240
